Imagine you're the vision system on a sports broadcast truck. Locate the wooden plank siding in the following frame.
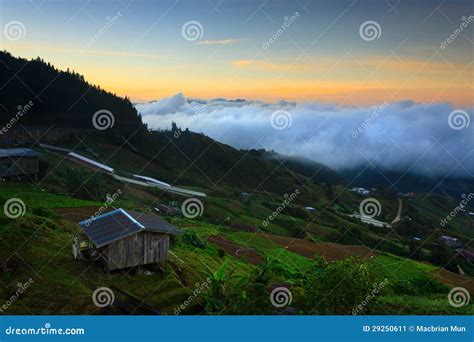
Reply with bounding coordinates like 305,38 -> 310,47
106,232 -> 169,271
0,156 -> 39,177
1,128 -> 91,144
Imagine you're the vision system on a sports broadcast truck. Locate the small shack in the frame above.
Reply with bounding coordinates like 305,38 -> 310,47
0,148 -> 42,180
155,203 -> 181,216
73,209 -> 183,271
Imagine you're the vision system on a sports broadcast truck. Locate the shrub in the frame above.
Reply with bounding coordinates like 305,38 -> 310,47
182,231 -> 207,248
305,257 -> 378,314
390,275 -> 448,296
32,206 -> 59,219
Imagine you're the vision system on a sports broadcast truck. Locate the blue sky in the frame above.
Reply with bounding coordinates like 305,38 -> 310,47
1,0 -> 473,104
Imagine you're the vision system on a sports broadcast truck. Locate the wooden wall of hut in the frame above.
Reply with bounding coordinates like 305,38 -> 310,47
0,156 -> 39,177
1,128 -> 92,144
106,232 -> 170,271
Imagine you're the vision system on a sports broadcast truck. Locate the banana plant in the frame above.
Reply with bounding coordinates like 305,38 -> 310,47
200,259 -> 247,313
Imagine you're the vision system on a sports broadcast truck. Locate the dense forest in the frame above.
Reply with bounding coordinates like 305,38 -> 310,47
0,51 -> 144,136
0,51 -> 337,194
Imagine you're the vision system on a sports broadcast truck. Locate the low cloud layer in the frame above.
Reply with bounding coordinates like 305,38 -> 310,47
136,93 -> 473,178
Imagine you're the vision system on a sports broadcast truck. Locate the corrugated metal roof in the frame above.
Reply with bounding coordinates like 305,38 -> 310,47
68,152 -> 114,173
0,148 -> 42,158
133,174 -> 170,187
112,174 -> 206,197
40,144 -> 72,154
79,208 -> 182,247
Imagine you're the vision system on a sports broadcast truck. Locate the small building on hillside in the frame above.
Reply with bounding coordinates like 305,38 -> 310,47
155,203 -> 180,216
439,235 -> 460,248
0,148 -> 42,180
229,223 -> 257,232
351,187 -> 370,195
1,127 -> 85,144
73,209 -> 183,271
67,151 -> 114,174
455,248 -> 474,263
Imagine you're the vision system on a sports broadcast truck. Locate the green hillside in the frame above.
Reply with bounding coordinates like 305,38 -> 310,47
0,51 -> 472,315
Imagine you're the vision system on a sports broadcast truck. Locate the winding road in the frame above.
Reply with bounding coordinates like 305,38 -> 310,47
391,198 -> 403,224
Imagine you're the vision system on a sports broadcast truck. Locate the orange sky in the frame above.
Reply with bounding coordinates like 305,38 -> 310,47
3,41 -> 473,106
3,0 -> 473,107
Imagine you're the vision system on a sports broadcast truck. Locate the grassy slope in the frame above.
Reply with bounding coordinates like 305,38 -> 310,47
0,182 -> 472,315
0,139 -> 472,315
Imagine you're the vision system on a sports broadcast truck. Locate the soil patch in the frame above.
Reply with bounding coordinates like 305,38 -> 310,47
207,235 -> 264,265
259,233 -> 377,261
431,268 -> 474,294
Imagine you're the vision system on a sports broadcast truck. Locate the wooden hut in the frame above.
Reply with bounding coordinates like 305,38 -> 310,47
1,127 -> 86,144
0,148 -> 41,180
155,203 -> 181,216
73,209 -> 183,271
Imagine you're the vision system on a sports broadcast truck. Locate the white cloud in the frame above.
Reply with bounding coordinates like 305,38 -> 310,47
137,93 -> 473,178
